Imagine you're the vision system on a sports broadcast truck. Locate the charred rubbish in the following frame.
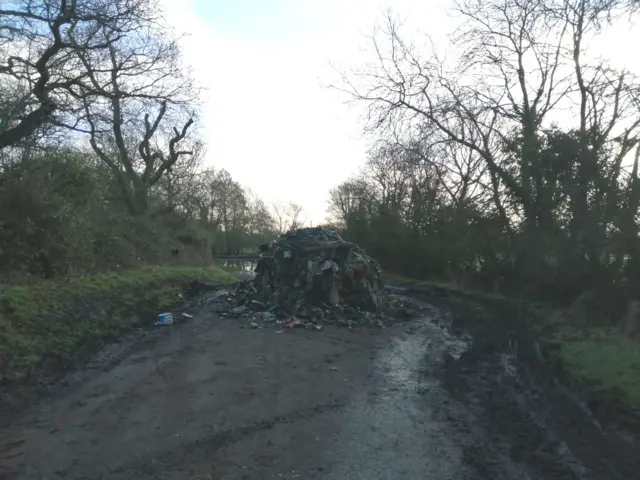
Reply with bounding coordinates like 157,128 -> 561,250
251,227 -> 383,310
213,227 -> 422,327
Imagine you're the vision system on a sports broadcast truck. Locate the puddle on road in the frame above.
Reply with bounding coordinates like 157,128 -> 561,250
322,305 -> 578,480
323,311 -> 476,480
380,314 -> 471,391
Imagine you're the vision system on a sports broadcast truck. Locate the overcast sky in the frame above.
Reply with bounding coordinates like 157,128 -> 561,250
159,0 -> 638,224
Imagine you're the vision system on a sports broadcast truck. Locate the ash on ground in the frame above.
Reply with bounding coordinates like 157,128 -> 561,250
210,227 -> 428,329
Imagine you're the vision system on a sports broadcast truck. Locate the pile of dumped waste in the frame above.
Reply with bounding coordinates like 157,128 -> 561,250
211,227 -> 427,328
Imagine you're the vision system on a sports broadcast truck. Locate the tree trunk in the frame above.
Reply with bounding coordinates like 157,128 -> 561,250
130,182 -> 149,216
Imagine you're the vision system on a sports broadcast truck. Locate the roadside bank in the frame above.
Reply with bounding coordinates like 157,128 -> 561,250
0,267 -> 236,385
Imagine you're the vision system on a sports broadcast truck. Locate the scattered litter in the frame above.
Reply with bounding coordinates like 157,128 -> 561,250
284,317 -> 303,329
230,306 -> 248,315
182,313 -> 193,318
250,322 -> 259,329
155,312 -> 173,326
255,311 -> 276,322
250,300 -> 266,309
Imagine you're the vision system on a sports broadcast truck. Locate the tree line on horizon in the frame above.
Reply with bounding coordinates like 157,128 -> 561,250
3,0 -> 640,333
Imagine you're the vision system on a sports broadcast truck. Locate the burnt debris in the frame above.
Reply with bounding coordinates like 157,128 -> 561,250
252,227 -> 382,310
213,227 -> 424,327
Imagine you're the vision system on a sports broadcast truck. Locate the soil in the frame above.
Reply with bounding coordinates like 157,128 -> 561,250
1,288 -> 639,479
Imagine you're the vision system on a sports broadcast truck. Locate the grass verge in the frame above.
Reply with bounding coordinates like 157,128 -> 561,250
0,267 -> 236,383
556,328 -> 640,413
384,272 -> 640,413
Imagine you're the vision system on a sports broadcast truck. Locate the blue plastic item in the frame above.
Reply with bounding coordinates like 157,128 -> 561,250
156,312 -> 173,325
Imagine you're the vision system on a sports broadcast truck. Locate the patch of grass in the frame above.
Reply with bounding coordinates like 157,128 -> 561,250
0,267 -> 236,382
1,267 -> 234,322
557,330 -> 640,412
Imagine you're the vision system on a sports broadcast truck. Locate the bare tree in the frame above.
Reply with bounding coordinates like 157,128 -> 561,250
339,4 -> 570,224
245,194 -> 277,242
327,177 -> 375,225
69,0 -> 198,216
336,3 -> 639,277
288,202 -> 304,230
84,97 -> 197,215
271,201 -> 287,233
365,142 -> 412,212
0,0 -> 150,149
272,201 -> 305,233
155,139 -> 204,214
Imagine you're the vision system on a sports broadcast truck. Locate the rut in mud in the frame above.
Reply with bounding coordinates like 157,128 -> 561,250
0,290 -> 638,480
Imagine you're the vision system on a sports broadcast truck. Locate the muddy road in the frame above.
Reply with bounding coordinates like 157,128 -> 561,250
1,293 -> 638,479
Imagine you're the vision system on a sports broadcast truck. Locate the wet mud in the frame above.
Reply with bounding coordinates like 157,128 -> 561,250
0,291 -> 638,479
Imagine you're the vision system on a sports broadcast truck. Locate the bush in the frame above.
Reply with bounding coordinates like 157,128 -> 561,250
0,150 -> 218,280
0,151 -> 98,278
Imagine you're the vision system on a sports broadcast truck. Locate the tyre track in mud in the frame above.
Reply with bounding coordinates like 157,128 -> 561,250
426,290 -> 640,480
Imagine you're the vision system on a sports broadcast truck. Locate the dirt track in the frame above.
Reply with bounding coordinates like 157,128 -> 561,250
1,293 -> 639,479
